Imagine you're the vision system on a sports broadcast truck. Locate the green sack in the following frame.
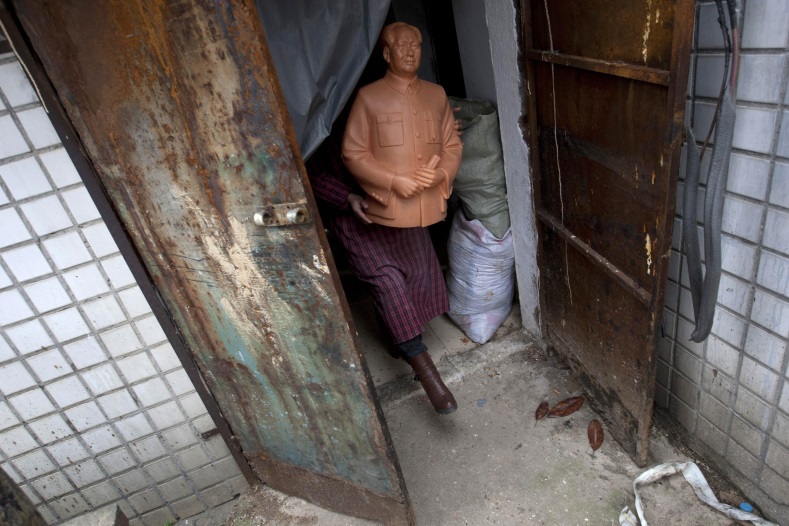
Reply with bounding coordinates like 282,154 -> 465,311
448,97 -> 510,239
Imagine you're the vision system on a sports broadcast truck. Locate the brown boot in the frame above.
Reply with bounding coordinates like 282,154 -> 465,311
406,352 -> 458,415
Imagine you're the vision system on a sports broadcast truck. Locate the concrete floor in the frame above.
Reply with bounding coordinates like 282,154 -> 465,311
177,303 -> 763,526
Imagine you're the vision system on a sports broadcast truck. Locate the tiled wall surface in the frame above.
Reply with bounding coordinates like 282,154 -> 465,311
0,45 -> 247,524
658,0 -> 789,514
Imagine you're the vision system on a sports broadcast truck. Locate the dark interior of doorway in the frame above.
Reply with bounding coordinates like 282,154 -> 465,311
315,0 -> 466,299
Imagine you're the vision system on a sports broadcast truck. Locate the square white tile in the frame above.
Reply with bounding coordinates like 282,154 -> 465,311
0,63 -> 38,107
165,369 -> 193,396
763,209 -> 789,257
82,296 -> 126,331
0,115 -> 30,159
128,435 -> 166,463
770,161 -> 789,209
0,207 -> 33,249
132,378 -> 172,408
146,401 -> 185,430
16,107 -> 60,149
64,459 -> 105,487
26,349 -> 73,383
2,243 -> 52,283
117,352 -> 157,383
114,413 -> 154,442
0,426 -> 39,457
179,392 -> 207,420
100,255 -> 135,289
27,413 -> 73,444
62,337 -> 106,369
19,195 -> 72,236
43,307 -> 90,342
0,264 -> 11,289
46,437 -> 90,467
0,186 -> 8,206
62,263 -> 109,301
118,287 -> 151,319
0,289 -> 34,326
0,361 -> 37,395
5,319 -> 53,355
0,157 -> 52,200
97,448 -> 136,475
31,472 -> 74,500
0,336 -> 15,362
0,401 -> 20,431
12,449 -> 56,480
751,290 -> 789,337
64,401 -> 106,432
8,388 -> 56,420
44,375 -> 91,409
97,389 -> 138,419
135,315 -> 167,346
42,231 -> 91,270
99,324 -> 143,358
80,364 -> 123,396
150,342 -> 180,373
81,223 -> 118,258
61,186 -> 101,225
23,277 -> 72,314
39,148 -> 81,189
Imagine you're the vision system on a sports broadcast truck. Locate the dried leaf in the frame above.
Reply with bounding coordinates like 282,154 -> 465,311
535,401 -> 549,421
588,419 -> 604,451
547,396 -> 585,418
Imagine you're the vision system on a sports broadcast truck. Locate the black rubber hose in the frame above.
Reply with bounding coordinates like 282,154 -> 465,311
691,90 -> 735,342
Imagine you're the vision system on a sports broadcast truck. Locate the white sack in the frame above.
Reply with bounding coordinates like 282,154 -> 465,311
446,210 -> 515,343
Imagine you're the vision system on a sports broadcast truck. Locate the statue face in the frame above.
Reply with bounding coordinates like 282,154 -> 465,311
384,26 -> 421,78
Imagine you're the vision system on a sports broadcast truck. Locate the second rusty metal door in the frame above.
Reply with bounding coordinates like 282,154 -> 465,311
522,0 -> 695,465
9,1 -> 413,523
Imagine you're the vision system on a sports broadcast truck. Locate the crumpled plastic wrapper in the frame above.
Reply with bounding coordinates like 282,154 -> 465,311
619,461 -> 777,526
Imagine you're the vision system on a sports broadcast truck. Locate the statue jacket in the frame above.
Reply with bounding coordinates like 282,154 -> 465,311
342,71 -> 462,228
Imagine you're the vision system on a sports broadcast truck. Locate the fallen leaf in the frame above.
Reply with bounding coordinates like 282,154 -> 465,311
547,396 -> 585,417
588,419 -> 604,451
535,401 -> 549,421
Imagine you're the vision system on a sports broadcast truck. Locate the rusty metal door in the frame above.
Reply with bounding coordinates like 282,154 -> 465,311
8,1 -> 413,523
522,0 -> 694,465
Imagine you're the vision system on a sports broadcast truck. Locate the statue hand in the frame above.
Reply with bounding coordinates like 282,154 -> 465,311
413,167 -> 443,189
347,193 -> 372,224
391,175 -> 423,198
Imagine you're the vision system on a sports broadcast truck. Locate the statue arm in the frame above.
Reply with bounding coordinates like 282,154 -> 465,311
341,96 -> 396,206
436,95 -> 463,199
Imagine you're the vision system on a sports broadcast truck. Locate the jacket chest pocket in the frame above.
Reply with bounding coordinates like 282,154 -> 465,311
424,111 -> 441,144
376,113 -> 404,147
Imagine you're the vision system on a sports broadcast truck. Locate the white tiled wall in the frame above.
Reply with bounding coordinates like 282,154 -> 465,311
0,45 -> 247,524
658,0 -> 789,512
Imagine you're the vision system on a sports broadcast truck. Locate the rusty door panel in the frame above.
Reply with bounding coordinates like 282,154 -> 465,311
522,0 -> 694,465
11,1 -> 412,523
531,0 -> 678,70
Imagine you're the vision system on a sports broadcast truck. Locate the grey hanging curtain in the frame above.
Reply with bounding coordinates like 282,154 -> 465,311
256,0 -> 391,160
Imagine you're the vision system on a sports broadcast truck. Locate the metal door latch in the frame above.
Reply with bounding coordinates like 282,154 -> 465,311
253,202 -> 311,227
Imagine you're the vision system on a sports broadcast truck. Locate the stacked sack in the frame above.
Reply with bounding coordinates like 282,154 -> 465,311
445,97 -> 515,343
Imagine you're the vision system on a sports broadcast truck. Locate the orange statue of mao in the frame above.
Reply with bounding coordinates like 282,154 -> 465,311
342,22 -> 463,228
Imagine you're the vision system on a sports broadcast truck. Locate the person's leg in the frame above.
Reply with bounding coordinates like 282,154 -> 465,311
397,335 -> 457,415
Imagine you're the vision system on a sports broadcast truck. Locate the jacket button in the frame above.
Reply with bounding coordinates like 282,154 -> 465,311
417,154 -> 423,160
415,133 -> 421,138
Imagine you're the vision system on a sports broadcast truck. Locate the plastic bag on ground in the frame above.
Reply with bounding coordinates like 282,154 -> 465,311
621,461 -> 777,526
446,209 -> 514,344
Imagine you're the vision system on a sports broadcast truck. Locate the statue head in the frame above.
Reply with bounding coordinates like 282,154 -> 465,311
380,22 -> 422,79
